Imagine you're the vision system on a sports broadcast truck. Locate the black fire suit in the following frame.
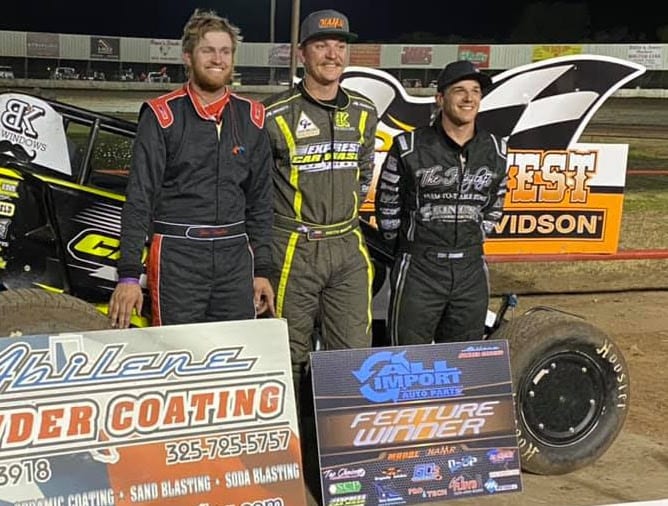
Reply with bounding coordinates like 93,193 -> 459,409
375,120 -> 507,344
263,82 -> 378,387
117,84 -> 273,325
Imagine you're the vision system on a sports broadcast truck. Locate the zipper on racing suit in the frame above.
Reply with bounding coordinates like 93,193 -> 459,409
330,108 -> 336,215
454,151 -> 466,247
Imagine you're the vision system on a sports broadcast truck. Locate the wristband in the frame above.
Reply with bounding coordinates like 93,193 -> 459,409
118,277 -> 140,285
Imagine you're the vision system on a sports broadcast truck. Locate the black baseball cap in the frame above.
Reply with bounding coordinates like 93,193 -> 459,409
299,9 -> 358,45
437,60 -> 492,92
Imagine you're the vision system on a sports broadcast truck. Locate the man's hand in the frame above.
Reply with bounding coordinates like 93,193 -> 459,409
109,283 -> 143,328
253,276 -> 275,316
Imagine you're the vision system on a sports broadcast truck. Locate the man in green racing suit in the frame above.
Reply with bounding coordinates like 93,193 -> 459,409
263,9 -> 378,402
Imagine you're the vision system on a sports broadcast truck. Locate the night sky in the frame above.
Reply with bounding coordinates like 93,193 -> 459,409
0,0 -> 663,43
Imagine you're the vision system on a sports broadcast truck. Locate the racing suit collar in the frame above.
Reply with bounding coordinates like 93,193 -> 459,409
298,80 -> 350,109
186,82 -> 231,121
434,113 -> 479,150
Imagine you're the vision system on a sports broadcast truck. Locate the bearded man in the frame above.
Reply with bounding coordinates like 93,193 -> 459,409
109,9 -> 274,328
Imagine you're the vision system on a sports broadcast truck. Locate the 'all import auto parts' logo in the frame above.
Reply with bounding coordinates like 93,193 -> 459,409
353,351 -> 462,403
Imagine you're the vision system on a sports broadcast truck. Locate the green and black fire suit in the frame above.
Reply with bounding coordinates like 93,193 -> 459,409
263,81 -> 378,388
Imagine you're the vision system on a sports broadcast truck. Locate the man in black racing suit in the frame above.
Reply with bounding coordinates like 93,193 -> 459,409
109,9 -> 274,328
375,60 -> 507,345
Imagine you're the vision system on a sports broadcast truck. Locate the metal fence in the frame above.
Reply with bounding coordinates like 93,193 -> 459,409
0,30 -> 666,87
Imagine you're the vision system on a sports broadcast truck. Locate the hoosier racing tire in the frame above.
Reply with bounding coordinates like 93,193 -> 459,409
0,288 -> 111,338
491,309 -> 630,475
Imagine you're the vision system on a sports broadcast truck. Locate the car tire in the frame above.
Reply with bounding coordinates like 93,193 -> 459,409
0,289 -> 111,337
491,309 -> 630,475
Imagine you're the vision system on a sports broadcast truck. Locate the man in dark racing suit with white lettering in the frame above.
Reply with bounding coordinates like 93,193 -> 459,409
375,60 -> 507,345
109,9 -> 274,328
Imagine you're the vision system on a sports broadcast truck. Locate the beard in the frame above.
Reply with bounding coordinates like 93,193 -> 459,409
190,64 -> 232,92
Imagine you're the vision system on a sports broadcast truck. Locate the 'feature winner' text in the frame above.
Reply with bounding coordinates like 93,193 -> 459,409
350,401 -> 500,446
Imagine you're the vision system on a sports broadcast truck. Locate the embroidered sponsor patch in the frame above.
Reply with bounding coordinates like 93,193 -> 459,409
381,170 -> 400,183
250,100 -> 265,129
0,218 -> 9,239
295,111 -> 320,138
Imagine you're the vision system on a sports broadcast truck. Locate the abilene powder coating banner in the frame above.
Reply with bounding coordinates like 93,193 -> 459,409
311,341 -> 522,505
0,319 -> 307,506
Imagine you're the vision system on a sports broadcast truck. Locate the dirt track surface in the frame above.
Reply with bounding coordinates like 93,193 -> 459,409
305,291 -> 668,506
455,291 -> 668,506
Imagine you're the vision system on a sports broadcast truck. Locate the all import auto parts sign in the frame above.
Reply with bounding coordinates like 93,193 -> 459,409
311,341 -> 522,505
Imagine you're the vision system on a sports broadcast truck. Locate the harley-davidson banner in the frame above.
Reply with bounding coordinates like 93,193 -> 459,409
0,319 -> 307,506
341,55 -> 645,255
